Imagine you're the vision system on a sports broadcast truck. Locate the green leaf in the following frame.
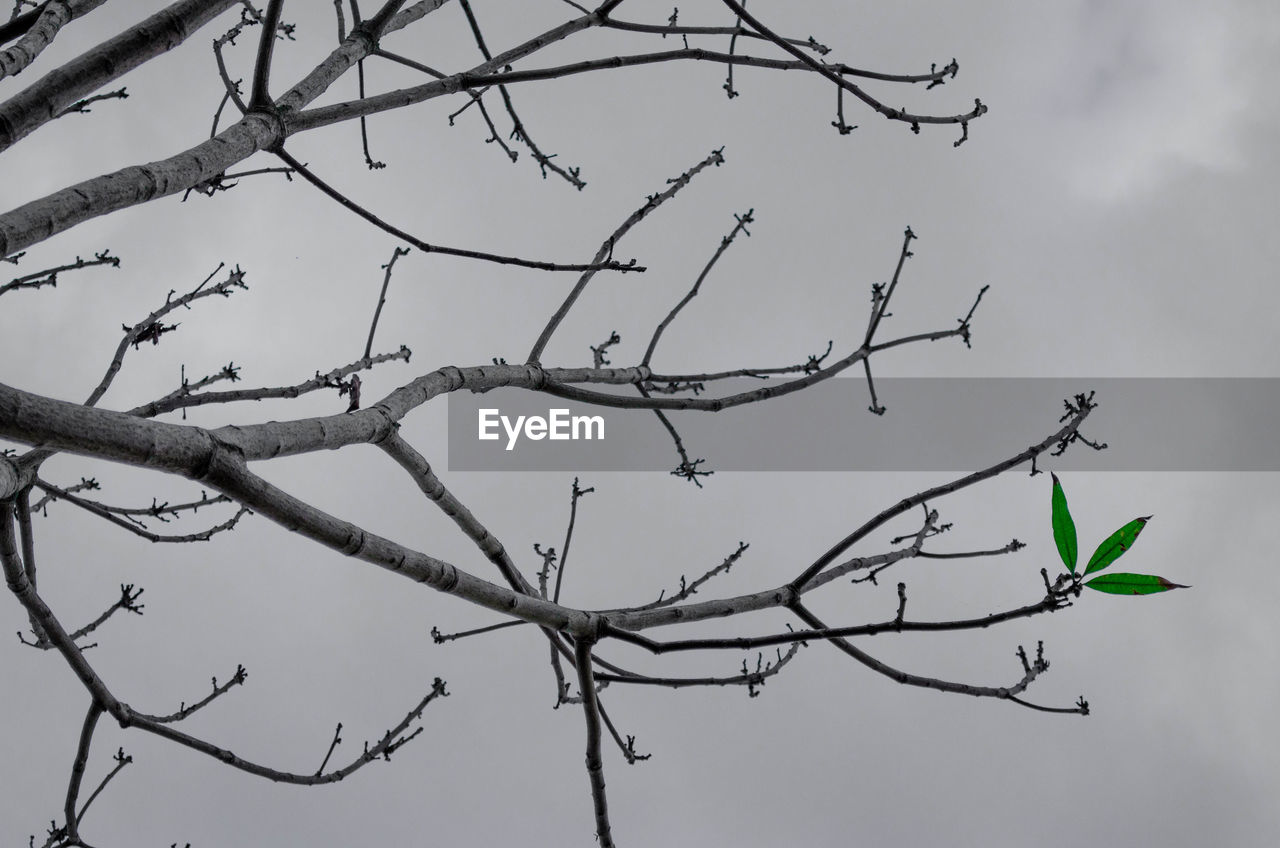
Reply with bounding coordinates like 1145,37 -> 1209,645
1050,473 -> 1077,573
1084,573 -> 1189,595
1083,516 -> 1152,575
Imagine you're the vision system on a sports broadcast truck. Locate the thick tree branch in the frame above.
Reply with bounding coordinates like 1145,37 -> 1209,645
247,0 -> 284,110
0,0 -> 109,81
574,636 -> 615,847
0,0 -> 451,258
61,700 -> 103,843
0,0 -> 239,152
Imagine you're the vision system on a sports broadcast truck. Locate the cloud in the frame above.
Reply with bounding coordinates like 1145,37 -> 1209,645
1019,1 -> 1276,201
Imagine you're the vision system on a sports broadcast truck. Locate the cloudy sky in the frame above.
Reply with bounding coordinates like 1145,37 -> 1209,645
2,2 -> 1277,845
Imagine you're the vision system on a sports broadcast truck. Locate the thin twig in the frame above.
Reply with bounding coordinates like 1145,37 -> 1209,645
0,250 -> 119,297
364,246 -> 409,359
55,86 -> 128,116
293,48 -> 982,132
527,147 -> 724,362
83,264 -> 248,408
458,0 -> 584,188
129,347 -> 410,418
641,209 -> 752,367
552,477 -> 593,604
275,148 -> 638,273
36,481 -> 251,543
147,664 -> 248,723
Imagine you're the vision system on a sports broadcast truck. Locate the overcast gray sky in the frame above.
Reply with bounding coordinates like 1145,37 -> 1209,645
2,2 -> 1277,846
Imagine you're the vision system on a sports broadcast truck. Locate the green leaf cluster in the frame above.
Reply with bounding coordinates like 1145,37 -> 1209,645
1050,473 -> 1187,595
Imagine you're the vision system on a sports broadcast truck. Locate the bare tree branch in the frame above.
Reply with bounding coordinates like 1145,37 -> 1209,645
528,147 -> 724,362
574,636 -> 615,847
0,6 -> 1164,844
0,0 -> 240,153
0,0 -> 109,81
274,148 -> 637,273
0,249 -> 118,297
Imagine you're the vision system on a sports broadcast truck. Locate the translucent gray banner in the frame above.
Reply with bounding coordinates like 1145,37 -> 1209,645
446,378 -> 1280,472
